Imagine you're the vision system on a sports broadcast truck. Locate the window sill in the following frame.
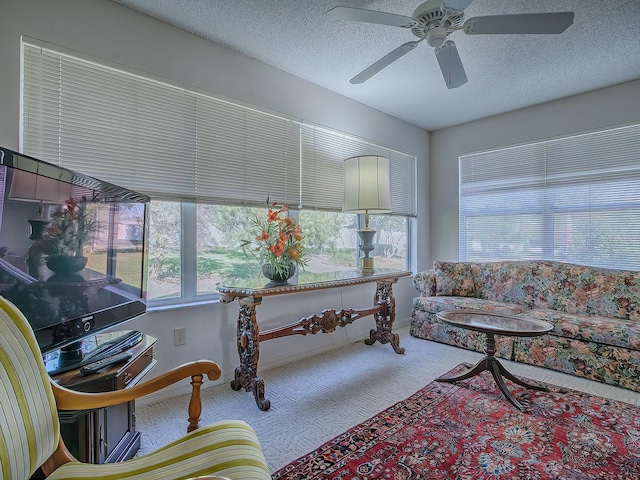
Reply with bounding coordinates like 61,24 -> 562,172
146,296 -> 221,313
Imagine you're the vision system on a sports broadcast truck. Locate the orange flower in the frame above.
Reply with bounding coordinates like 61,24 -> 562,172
267,209 -> 280,222
241,198 -> 308,271
288,246 -> 301,261
47,223 -> 62,235
39,196 -> 95,257
269,240 -> 285,257
291,225 -> 303,242
65,197 -> 79,216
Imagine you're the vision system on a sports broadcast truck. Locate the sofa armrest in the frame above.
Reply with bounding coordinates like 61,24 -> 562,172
413,269 -> 436,296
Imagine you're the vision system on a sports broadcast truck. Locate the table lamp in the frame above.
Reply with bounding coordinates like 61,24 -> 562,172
8,169 -> 61,239
343,155 -> 391,272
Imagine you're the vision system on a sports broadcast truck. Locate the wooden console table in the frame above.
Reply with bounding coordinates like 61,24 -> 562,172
217,268 -> 411,411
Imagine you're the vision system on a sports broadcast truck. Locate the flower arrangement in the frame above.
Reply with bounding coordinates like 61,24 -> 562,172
39,197 -> 95,257
242,200 -> 308,278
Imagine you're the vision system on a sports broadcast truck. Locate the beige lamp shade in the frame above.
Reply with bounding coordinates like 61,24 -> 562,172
342,155 -> 391,214
8,169 -> 72,204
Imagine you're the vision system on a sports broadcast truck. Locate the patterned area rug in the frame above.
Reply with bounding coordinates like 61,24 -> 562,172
273,363 -> 640,479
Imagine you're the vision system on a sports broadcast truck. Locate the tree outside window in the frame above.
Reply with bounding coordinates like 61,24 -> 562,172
147,203 -> 409,302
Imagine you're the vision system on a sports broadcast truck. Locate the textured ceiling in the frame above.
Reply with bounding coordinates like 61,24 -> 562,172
110,0 -> 640,131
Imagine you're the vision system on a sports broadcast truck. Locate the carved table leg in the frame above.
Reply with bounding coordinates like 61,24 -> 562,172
229,299 -> 271,411
364,280 -> 405,354
436,332 -> 545,411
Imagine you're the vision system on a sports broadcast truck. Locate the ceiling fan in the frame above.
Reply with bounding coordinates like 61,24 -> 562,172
328,0 -> 574,89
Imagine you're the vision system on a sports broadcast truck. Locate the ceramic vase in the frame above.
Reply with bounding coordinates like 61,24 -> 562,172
261,263 -> 296,284
46,255 -> 88,275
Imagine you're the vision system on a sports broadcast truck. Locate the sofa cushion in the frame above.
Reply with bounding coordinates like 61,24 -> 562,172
520,308 -> 640,351
474,260 -> 556,309
513,335 -> 640,390
413,270 -> 436,297
550,262 -> 640,320
434,261 -> 477,297
414,295 -> 527,316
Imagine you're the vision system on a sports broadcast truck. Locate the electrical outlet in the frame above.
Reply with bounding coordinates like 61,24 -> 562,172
174,327 -> 186,346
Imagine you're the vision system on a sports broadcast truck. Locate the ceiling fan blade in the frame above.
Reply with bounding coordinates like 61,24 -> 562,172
441,0 -> 473,14
435,41 -> 468,89
464,12 -> 574,34
327,6 -> 416,28
350,41 -> 419,84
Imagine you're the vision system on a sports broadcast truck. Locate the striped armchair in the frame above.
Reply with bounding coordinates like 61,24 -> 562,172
0,296 -> 271,480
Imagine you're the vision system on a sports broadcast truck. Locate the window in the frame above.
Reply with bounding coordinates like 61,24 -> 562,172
147,201 -> 182,300
21,39 -> 416,306
147,204 -> 410,301
459,123 -> 640,270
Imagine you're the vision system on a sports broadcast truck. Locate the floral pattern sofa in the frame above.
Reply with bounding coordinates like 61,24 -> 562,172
410,260 -> 640,392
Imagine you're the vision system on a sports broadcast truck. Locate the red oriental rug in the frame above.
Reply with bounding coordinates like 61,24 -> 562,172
272,363 -> 640,479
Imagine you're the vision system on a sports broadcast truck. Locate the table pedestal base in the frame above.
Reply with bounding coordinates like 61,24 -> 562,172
436,333 -> 547,410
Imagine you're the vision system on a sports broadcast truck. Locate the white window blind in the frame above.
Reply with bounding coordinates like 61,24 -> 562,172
22,41 -> 300,206
23,43 -> 198,200
22,40 -> 416,215
459,123 -> 640,270
300,124 -> 417,216
194,97 -> 301,207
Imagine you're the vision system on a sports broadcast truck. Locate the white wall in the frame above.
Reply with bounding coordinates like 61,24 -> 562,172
430,79 -> 640,265
0,0 -> 428,401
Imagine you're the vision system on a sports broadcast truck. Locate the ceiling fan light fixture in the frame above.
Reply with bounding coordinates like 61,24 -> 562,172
427,25 -> 448,47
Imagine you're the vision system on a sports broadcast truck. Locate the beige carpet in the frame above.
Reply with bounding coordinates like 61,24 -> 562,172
135,326 -> 640,474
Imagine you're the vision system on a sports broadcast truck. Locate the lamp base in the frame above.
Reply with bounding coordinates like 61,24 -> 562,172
358,257 -> 375,273
28,218 -> 51,240
356,228 -> 376,273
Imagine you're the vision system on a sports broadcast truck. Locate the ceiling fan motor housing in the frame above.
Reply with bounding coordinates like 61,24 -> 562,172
411,0 -> 464,45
